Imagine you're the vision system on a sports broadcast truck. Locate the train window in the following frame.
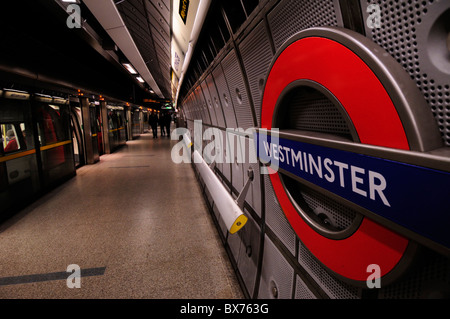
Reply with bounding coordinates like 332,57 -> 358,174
1,123 -> 26,153
35,102 -> 70,146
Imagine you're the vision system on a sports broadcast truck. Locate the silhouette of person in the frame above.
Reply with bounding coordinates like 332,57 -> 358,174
148,111 -> 159,138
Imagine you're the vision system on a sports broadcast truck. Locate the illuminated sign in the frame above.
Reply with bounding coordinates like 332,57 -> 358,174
256,132 -> 450,251
179,0 -> 189,24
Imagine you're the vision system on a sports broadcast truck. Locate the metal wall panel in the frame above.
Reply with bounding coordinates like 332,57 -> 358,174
294,275 -> 317,299
258,234 -> 294,299
242,135 -> 262,217
227,131 -> 245,193
267,0 -> 343,50
238,21 -> 274,127
234,213 -> 262,297
206,74 -> 227,128
360,0 -> 450,146
200,80 -> 218,126
263,174 -> 297,255
212,64 -> 238,129
221,49 -> 255,130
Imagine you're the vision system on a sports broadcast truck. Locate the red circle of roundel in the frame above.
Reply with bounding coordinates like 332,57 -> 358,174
262,36 -> 410,282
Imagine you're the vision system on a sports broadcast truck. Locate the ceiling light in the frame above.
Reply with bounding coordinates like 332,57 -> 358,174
123,63 -> 138,74
136,77 -> 145,83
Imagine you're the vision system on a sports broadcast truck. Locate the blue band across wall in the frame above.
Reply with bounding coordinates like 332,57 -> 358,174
255,132 -> 450,251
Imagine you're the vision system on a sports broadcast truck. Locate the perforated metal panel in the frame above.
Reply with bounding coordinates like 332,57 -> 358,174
295,275 -> 317,299
221,49 -> 255,129
206,74 -> 227,128
194,85 -> 210,124
258,235 -> 294,299
235,214 -> 261,298
227,224 -> 241,265
242,136 -> 262,217
212,64 -> 238,129
263,174 -> 297,255
212,203 -> 228,238
280,86 -> 353,139
298,241 -> 361,299
220,129 -> 231,183
361,0 -> 450,146
378,250 -> 450,299
227,132 -> 245,193
300,187 -> 357,231
238,21 -> 274,127
268,0 -> 343,50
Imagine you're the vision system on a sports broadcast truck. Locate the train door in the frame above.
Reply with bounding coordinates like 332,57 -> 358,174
34,96 -> 75,188
69,99 -> 85,168
0,90 -> 40,219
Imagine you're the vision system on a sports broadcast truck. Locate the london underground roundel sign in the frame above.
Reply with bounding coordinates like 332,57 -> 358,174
260,27 -> 446,285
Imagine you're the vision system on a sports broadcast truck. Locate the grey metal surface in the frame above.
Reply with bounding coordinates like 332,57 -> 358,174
238,21 -> 274,127
263,175 -> 297,256
267,0 -> 342,50
361,0 -> 450,146
221,49 -> 255,130
258,234 -> 294,299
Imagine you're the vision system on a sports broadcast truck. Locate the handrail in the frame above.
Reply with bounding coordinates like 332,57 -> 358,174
183,133 -> 248,234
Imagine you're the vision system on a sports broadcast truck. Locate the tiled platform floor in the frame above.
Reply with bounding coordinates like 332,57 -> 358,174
0,132 -> 244,299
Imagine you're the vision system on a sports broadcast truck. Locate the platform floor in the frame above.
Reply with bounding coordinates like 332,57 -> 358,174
0,132 -> 244,299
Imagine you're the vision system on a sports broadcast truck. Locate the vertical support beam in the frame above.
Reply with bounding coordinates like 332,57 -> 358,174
100,100 -> 111,154
126,106 -> 132,141
80,97 -> 95,164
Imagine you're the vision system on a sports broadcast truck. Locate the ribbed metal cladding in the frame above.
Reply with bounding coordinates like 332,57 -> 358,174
239,21 -> 274,127
361,0 -> 450,146
221,49 -> 256,130
268,0 -> 341,50
116,0 -> 172,98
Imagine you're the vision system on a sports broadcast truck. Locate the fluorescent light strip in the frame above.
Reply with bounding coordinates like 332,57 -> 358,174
136,77 -> 145,83
123,63 -> 138,74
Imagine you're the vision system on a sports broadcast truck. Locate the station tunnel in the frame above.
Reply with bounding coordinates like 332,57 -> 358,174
0,0 -> 449,302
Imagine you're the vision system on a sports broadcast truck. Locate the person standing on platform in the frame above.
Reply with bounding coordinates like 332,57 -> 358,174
148,110 -> 159,138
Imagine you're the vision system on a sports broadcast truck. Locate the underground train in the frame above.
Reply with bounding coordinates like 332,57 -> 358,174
0,81 -> 150,221
176,0 -> 450,299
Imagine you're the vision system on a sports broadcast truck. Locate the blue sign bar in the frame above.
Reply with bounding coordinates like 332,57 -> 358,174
255,132 -> 450,251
